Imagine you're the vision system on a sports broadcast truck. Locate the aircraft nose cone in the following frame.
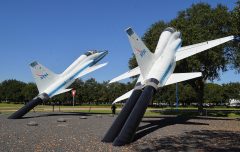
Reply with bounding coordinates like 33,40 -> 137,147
101,50 -> 108,57
103,50 -> 108,55
93,50 -> 108,64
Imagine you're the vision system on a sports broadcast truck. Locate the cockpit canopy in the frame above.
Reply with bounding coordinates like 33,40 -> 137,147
84,50 -> 98,56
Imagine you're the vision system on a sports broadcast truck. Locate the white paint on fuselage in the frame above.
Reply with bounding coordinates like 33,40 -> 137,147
155,30 -> 172,57
145,31 -> 182,86
61,54 -> 87,75
42,51 -> 106,97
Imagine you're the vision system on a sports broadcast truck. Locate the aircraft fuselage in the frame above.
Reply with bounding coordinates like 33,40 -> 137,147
145,29 -> 182,87
44,50 -> 108,97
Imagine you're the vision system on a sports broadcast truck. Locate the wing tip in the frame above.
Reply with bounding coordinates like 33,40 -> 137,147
112,98 -> 123,104
112,101 -> 118,104
109,80 -> 115,84
125,27 -> 134,36
103,62 -> 108,66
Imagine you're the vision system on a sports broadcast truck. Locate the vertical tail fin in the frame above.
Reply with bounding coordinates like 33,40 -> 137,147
125,27 -> 154,78
29,61 -> 58,93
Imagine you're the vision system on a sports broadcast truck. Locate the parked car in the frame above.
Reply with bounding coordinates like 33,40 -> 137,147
227,99 -> 240,108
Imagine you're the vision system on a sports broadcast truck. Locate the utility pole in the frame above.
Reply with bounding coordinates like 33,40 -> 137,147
176,83 -> 179,110
72,90 -> 76,111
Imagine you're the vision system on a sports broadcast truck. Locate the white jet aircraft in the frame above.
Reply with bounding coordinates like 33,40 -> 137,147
110,27 -> 238,103
30,50 -> 108,98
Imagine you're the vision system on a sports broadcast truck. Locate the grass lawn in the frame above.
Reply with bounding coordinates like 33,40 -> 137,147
0,103 -> 24,107
1,102 -> 240,118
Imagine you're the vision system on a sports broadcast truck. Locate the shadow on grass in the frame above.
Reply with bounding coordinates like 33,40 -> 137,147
133,130 -> 240,152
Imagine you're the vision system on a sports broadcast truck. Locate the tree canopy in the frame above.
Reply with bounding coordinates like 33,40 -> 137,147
0,79 -> 239,106
128,2 -> 240,114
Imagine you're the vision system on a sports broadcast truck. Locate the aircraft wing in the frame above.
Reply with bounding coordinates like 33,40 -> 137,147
113,89 -> 133,104
163,72 -> 202,86
112,72 -> 201,103
112,75 -> 143,103
76,62 -> 108,78
51,88 -> 72,97
176,35 -> 234,61
109,66 -> 140,83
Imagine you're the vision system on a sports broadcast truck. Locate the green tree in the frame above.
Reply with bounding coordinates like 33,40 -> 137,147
0,82 -> 3,101
0,79 -> 26,103
70,79 -> 84,105
158,85 -> 176,106
230,0 -> 240,71
171,3 -> 239,113
178,83 -> 197,105
204,83 -> 223,104
128,3 -> 239,114
21,82 -> 38,101
222,82 -> 240,102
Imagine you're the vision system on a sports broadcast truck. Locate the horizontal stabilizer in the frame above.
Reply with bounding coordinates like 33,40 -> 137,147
76,62 -> 108,78
113,89 -> 133,104
113,73 -> 201,103
51,88 -> 72,97
112,75 -> 143,103
176,36 -> 234,61
109,66 -> 140,84
164,72 -> 202,86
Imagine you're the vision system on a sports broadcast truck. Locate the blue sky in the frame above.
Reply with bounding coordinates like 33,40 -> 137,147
0,0 -> 239,84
